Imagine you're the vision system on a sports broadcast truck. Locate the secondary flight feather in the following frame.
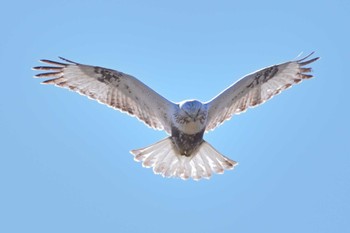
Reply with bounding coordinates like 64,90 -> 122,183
33,53 -> 319,180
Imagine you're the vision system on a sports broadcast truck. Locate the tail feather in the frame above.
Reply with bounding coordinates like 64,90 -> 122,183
130,137 -> 238,180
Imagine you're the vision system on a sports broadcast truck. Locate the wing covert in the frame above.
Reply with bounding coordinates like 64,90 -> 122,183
33,57 -> 176,134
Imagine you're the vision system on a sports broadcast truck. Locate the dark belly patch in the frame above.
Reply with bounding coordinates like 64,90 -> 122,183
171,126 -> 204,156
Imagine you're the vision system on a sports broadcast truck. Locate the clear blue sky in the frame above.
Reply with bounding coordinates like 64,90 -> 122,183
1,1 -> 349,232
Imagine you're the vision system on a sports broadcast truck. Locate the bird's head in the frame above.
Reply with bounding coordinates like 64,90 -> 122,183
177,100 -> 207,124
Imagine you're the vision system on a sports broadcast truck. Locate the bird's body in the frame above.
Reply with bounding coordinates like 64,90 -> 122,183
171,100 -> 207,156
33,53 -> 319,180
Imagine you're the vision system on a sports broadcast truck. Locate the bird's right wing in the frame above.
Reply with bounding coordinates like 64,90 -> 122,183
33,57 -> 177,134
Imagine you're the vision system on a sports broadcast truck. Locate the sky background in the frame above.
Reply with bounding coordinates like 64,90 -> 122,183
1,0 -> 349,232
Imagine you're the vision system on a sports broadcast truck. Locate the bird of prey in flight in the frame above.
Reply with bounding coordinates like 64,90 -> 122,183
33,53 -> 319,180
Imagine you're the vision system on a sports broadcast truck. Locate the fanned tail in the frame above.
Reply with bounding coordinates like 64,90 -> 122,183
130,137 -> 237,180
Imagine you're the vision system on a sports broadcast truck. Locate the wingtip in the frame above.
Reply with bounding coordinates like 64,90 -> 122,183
296,52 -> 320,66
41,79 -> 56,84
37,59 -> 68,67
296,51 -> 315,61
39,59 -> 53,63
299,57 -> 320,66
58,56 -> 79,64
58,56 -> 68,61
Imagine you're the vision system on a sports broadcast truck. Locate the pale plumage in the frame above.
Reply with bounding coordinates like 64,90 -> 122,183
205,53 -> 319,131
33,53 -> 319,180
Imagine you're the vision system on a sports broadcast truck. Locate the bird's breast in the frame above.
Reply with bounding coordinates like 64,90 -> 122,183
171,126 -> 204,156
173,113 -> 207,135
180,120 -> 205,134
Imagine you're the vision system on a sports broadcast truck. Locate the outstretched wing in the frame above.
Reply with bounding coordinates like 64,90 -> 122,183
33,57 -> 177,134
205,53 -> 319,132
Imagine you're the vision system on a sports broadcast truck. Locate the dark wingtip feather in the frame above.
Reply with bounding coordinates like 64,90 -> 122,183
300,74 -> 314,79
300,67 -> 312,73
299,57 -> 320,66
297,51 -> 315,61
296,52 -> 320,65
39,59 -> 68,67
33,66 -> 63,71
41,79 -> 55,84
34,71 -> 63,78
58,56 -> 79,64
41,78 -> 63,85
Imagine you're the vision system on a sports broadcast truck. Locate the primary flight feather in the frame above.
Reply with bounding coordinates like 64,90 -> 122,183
33,53 -> 319,180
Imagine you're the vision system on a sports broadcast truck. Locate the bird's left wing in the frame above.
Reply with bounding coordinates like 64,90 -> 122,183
33,57 -> 177,134
205,53 -> 319,132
